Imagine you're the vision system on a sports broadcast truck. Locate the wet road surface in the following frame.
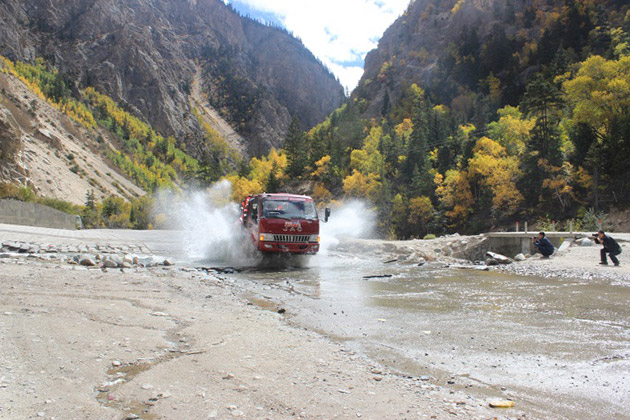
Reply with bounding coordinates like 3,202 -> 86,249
215,252 -> 630,420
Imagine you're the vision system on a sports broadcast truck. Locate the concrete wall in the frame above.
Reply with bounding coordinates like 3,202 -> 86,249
485,232 -> 568,257
0,199 -> 79,230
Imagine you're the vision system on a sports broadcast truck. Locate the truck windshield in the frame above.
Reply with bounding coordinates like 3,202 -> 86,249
261,199 -> 317,220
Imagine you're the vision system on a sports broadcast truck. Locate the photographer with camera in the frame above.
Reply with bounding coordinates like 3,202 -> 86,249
532,231 -> 554,258
594,230 -> 621,266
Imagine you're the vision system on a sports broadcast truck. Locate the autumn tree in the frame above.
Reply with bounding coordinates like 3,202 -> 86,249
467,137 -> 523,219
563,55 -> 630,205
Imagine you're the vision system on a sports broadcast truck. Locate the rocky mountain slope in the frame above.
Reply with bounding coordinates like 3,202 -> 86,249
0,69 -> 144,204
0,0 -> 344,157
357,0 -> 628,120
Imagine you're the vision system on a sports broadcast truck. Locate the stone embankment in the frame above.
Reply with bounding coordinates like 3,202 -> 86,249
0,240 -> 174,270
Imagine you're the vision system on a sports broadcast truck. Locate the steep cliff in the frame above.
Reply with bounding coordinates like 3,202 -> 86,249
0,0 -> 344,157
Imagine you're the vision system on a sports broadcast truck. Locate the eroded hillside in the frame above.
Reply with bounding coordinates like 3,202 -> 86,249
0,68 -> 144,205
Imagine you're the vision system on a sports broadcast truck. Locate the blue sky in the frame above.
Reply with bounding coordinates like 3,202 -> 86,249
223,0 -> 410,92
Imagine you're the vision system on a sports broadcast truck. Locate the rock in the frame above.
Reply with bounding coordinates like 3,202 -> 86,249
79,256 -> 97,267
123,254 -> 134,265
485,257 -> 499,266
163,258 -> 175,266
102,259 -> 118,268
485,251 -> 512,264
112,360 -> 122,367
5,241 -> 19,251
514,253 -> 526,261
137,256 -> 160,267
489,400 -> 515,408
45,245 -> 58,253
580,238 -> 594,247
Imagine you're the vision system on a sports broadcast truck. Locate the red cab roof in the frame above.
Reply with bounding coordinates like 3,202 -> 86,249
251,193 -> 313,201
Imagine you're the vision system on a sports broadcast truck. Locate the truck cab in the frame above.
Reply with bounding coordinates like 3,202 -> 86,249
240,193 -> 329,254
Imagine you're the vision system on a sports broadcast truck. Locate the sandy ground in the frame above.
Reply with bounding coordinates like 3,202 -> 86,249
0,260 -> 504,420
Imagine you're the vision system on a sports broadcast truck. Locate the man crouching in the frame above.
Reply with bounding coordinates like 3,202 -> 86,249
594,230 -> 621,266
532,231 -> 554,258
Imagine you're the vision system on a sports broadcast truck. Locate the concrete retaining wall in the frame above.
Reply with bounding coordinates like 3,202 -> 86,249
0,199 -> 79,230
485,232 -> 568,257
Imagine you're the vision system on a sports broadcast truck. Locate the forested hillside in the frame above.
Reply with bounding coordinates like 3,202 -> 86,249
226,0 -> 630,237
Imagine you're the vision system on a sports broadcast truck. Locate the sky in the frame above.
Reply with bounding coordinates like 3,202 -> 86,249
222,0 -> 410,92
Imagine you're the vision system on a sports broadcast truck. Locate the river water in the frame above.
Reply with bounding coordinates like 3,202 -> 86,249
213,251 -> 630,420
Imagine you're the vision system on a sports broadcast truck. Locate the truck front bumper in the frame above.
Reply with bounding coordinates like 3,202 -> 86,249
257,242 -> 320,254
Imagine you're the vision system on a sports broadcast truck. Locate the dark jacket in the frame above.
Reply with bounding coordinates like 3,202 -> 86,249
534,237 -> 555,255
598,235 -> 622,254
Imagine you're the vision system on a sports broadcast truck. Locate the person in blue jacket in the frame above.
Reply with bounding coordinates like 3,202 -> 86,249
532,231 -> 554,258
594,230 -> 621,266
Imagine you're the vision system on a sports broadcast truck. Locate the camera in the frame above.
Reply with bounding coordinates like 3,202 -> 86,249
591,233 -> 598,237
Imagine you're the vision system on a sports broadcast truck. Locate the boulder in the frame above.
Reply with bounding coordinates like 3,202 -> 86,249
485,251 -> 512,265
580,238 -> 594,247
79,256 -> 97,267
102,259 -> 119,268
514,253 -> 526,261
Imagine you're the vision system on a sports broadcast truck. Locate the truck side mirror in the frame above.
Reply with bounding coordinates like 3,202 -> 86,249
324,207 -> 331,223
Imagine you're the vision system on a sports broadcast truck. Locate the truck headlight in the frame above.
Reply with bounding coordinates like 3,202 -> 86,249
309,235 -> 320,243
259,233 -> 274,242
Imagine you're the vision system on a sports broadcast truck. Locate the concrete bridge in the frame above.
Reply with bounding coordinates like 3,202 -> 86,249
484,231 -> 592,257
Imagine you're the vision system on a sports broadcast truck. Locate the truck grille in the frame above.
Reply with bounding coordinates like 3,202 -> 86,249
272,234 -> 311,243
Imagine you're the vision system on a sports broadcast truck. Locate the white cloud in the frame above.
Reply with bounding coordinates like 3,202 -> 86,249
224,0 -> 409,92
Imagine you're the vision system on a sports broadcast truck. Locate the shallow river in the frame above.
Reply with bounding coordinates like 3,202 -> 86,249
209,252 -> 630,420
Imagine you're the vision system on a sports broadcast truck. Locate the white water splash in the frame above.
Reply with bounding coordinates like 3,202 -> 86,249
318,200 -> 376,254
153,180 -> 257,265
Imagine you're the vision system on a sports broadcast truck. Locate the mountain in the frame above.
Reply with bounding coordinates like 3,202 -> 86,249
357,0 -> 628,122
301,0 -> 630,237
0,0 -> 345,158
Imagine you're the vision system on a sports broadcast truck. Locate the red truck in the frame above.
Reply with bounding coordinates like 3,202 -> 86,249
240,193 -> 330,254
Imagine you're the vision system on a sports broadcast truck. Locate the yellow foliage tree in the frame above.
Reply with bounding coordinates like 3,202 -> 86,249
408,196 -> 434,228
349,126 -> 384,175
248,148 -> 287,186
562,55 -> 630,140
468,137 -> 523,215
435,170 -> 474,222
342,170 -> 381,201
311,155 -> 332,180
225,174 -> 263,202
312,182 -> 333,205
486,106 -> 535,156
